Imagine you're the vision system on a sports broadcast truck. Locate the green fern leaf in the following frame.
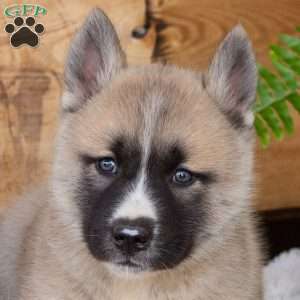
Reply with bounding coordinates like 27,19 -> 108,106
254,116 -> 271,148
255,27 -> 300,148
260,107 -> 284,140
271,45 -> 300,75
279,34 -> 300,54
259,65 -> 286,98
273,101 -> 294,134
270,51 -> 298,90
288,93 -> 300,113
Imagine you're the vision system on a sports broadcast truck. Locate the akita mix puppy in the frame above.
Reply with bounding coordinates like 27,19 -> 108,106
0,8 -> 263,300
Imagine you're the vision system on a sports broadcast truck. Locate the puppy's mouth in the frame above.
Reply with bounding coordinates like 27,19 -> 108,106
113,258 -> 148,273
118,259 -> 139,267
117,258 -> 143,268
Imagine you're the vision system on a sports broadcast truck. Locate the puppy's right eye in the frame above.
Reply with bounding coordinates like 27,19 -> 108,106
95,157 -> 118,176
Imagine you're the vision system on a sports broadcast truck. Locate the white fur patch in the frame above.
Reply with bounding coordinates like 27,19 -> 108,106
111,93 -> 163,222
61,91 -> 78,111
244,111 -> 254,127
111,172 -> 157,221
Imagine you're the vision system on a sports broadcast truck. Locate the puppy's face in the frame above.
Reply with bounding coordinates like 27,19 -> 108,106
53,9 -> 257,274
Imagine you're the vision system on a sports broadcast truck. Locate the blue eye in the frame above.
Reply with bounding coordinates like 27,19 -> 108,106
96,157 -> 118,175
173,169 -> 194,186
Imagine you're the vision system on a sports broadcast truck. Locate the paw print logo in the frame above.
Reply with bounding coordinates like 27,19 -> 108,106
4,16 -> 45,48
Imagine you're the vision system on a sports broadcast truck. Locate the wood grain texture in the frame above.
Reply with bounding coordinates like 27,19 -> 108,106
148,0 -> 300,210
0,0 -> 153,209
0,0 -> 299,211
149,0 -> 300,68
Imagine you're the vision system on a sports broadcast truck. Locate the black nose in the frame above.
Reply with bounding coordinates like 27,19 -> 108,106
112,219 -> 153,255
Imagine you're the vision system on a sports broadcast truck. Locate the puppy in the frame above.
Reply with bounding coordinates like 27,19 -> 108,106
0,8 -> 263,300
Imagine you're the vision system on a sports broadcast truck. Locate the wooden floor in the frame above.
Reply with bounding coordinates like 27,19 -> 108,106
0,0 -> 300,211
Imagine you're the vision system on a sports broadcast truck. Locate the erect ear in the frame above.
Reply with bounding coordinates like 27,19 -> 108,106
205,25 -> 257,128
63,8 -> 126,112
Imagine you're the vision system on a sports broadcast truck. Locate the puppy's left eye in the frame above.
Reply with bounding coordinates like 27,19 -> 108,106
95,157 -> 118,175
172,169 -> 194,186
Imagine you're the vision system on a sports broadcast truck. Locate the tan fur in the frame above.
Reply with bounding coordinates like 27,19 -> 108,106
0,65 -> 263,300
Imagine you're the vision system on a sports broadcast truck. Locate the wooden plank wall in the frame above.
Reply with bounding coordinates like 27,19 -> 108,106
0,0 -> 299,211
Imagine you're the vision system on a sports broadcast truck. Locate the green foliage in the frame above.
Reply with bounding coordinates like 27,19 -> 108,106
254,27 -> 300,148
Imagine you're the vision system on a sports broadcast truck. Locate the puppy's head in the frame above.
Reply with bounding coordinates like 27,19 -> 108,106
52,9 -> 257,275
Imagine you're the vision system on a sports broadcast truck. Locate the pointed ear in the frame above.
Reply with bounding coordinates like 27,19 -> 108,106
206,25 -> 257,128
63,8 -> 126,112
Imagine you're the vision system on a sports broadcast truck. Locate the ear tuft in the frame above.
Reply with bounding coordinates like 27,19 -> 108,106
206,25 -> 257,129
63,8 -> 126,112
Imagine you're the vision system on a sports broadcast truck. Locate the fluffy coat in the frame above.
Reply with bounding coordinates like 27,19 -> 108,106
0,8 -> 263,300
